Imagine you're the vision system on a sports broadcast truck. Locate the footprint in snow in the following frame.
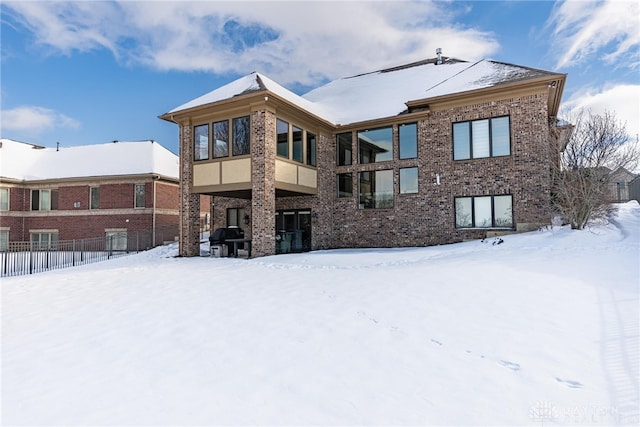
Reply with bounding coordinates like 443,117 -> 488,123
498,360 -> 521,371
556,377 -> 583,388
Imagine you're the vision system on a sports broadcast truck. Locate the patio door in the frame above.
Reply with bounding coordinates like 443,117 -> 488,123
275,209 -> 311,254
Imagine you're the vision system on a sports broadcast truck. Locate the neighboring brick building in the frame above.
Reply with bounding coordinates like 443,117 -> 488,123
160,54 -> 568,258
0,139 -> 211,250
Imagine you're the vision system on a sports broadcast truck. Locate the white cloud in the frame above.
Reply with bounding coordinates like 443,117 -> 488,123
3,1 -> 499,86
548,0 -> 640,70
0,106 -> 80,134
563,84 -> 640,139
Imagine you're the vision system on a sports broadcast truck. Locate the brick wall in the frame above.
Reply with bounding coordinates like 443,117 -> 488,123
184,90 -> 556,256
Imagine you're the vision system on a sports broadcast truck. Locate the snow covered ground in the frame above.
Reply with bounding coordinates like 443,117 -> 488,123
2,202 -> 639,426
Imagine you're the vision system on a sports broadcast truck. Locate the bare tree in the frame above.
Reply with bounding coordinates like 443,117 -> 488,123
551,109 -> 639,229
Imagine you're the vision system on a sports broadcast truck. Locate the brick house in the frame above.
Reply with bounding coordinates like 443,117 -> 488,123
160,55 -> 568,258
0,139 -> 211,250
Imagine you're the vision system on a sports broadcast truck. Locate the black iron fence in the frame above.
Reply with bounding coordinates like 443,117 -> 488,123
1,225 -> 179,277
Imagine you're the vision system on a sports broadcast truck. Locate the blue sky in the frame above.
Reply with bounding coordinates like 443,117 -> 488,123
1,0 -> 638,155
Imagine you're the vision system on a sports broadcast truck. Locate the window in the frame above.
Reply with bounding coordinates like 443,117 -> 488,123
337,173 -> 353,197
135,184 -> 145,208
292,125 -> 303,163
227,208 -> 246,227
194,124 -> 209,160
106,230 -> 127,251
31,231 -> 58,250
453,116 -> 510,160
31,189 -> 58,211
358,170 -> 393,209
0,229 -> 8,251
277,119 -> 289,158
307,132 -> 317,167
213,120 -> 229,158
337,132 -> 352,166
358,127 -> 393,163
400,167 -> 419,194
0,187 -> 8,211
90,187 -> 100,210
455,195 -> 513,228
232,116 -> 250,156
399,123 -> 418,159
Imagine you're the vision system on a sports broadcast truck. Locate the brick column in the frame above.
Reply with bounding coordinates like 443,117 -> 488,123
178,121 -> 201,257
251,108 -> 276,257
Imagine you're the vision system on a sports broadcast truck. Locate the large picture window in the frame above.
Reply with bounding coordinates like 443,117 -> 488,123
358,127 -> 393,164
213,120 -> 229,158
453,116 -> 510,160
31,231 -> 59,250
292,125 -> 303,163
337,173 -> 353,198
455,195 -> 513,228
337,132 -> 352,166
399,123 -> 418,159
232,116 -> 250,156
358,170 -> 393,209
194,124 -> 209,160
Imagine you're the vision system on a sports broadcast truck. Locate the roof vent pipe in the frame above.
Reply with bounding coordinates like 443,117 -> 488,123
436,48 -> 442,65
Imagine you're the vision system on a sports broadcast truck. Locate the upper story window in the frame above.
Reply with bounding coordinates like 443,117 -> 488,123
135,184 -> 146,208
31,189 -> 58,211
277,119 -> 289,158
453,116 -> 510,160
307,133 -> 317,167
337,132 -> 352,166
358,127 -> 393,164
213,120 -> 229,158
399,123 -> 418,159
194,116 -> 250,160
0,187 -> 8,211
276,119 -> 315,166
455,194 -> 513,228
194,124 -> 209,161
90,187 -> 100,210
232,116 -> 250,156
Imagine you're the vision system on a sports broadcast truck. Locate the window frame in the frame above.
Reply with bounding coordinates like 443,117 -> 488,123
337,173 -> 353,198
31,189 -> 57,211
194,123 -> 210,161
0,187 -> 9,211
0,229 -> 8,251
90,187 -> 100,210
336,132 -> 352,166
358,126 -> 393,164
134,184 -> 146,209
399,123 -> 418,160
358,169 -> 394,209
452,116 -> 511,160
232,115 -> 251,156
454,194 -> 514,229
399,167 -> 419,194
307,132 -> 317,167
213,120 -> 230,158
30,230 -> 59,250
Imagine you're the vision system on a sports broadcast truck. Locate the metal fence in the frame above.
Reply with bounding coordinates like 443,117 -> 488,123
1,225 -> 179,277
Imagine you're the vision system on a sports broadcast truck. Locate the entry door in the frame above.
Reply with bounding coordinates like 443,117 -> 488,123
275,209 -> 311,254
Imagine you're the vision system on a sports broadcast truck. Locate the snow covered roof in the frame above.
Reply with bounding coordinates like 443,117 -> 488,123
167,72 -> 332,121
0,139 -> 179,182
165,57 -> 565,126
